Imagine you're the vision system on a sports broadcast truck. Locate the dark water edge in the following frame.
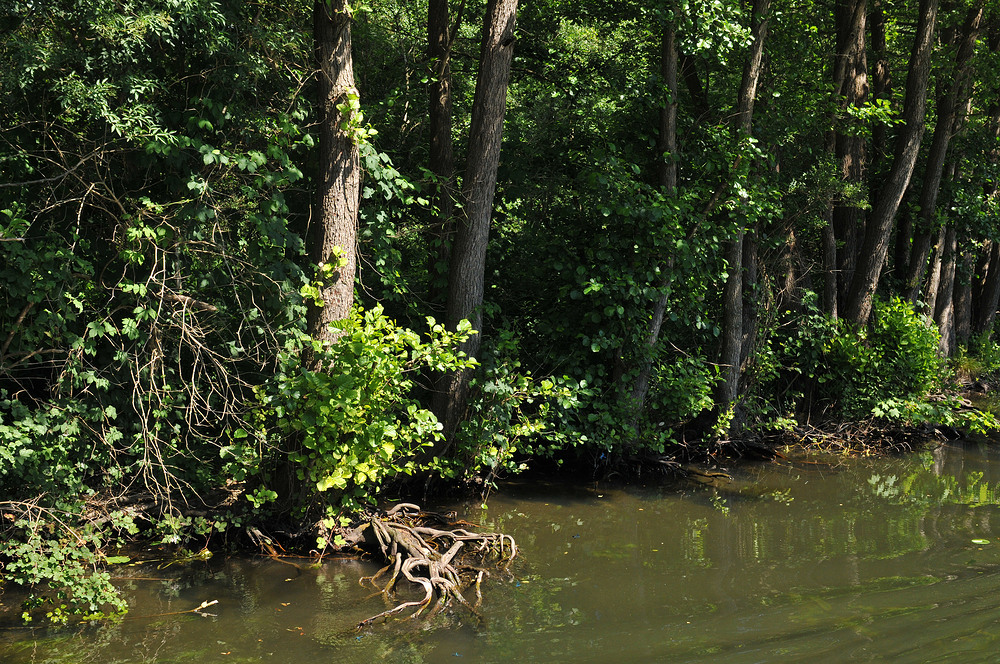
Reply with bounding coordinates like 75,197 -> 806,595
5,439 -> 1000,662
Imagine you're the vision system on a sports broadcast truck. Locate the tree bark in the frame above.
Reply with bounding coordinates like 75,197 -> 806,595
308,0 -> 361,346
716,0 -> 770,422
434,0 -> 519,441
843,0 -> 939,326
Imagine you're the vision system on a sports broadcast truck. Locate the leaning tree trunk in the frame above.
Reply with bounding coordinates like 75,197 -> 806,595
434,0 -> 519,443
901,3 -> 984,304
843,0 -> 939,326
716,0 -> 770,427
630,16 -> 679,421
308,0 -> 361,346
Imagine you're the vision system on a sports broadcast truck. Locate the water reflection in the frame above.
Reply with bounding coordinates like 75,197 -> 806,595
5,441 -> 1000,662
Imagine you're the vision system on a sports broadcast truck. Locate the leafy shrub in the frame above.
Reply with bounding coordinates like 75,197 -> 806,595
0,506 -> 134,624
261,306 -> 475,513
448,329 -> 588,484
785,295 -> 944,419
955,333 -> 1000,381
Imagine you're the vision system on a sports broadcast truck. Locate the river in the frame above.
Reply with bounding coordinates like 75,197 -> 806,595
4,440 -> 1000,662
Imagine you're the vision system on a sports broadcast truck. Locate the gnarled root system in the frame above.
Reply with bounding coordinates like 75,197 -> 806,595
355,503 -> 516,628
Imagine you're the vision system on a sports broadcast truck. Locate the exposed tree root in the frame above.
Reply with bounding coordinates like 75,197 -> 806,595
354,503 -> 516,628
751,422 -> 939,456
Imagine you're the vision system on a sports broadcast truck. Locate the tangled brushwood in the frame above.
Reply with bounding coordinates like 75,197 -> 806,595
352,503 -> 517,627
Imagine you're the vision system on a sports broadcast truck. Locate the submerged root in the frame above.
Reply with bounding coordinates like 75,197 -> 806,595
356,503 -> 516,628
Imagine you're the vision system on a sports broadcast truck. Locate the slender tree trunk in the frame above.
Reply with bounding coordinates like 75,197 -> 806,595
901,3 -> 984,304
843,0 -> 939,326
427,0 -> 462,307
973,240 -> 992,315
904,229 -> 933,303
679,52 -> 710,122
892,205 -> 912,285
925,225 -> 947,317
869,0 -> 891,179
740,230 -> 760,372
935,224 -> 957,356
822,217 -> 839,317
976,242 -> 1000,335
434,0 -> 519,441
308,0 -> 361,346
972,21 -> 1000,337
832,0 -> 868,312
780,228 -> 803,312
955,240 -> 973,346
631,18 -> 679,416
716,0 -> 770,423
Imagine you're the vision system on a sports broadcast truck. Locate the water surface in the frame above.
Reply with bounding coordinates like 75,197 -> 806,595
4,440 -> 1000,662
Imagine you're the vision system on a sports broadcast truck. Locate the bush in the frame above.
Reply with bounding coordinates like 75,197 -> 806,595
786,295 -> 944,419
259,305 -> 476,514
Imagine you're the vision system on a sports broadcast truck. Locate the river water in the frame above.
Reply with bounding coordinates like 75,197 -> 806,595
4,440 -> 1000,662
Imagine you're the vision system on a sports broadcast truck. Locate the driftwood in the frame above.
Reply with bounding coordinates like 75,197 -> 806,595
352,503 -> 516,628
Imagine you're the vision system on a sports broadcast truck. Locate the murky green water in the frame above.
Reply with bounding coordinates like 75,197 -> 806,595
5,441 -> 1000,663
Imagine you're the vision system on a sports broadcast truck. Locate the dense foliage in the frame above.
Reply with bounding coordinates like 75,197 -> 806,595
3,0 -> 1000,621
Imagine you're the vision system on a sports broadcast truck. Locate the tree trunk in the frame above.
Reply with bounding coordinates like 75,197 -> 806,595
892,204 -> 912,285
901,3 -> 984,304
716,0 -> 770,423
822,217 -> 839,317
904,229 -> 933,303
954,240 -> 973,347
832,0 -> 868,312
679,52 -> 710,122
434,0 -> 519,441
427,0 -> 461,307
935,224 -> 957,356
925,225 -> 947,317
869,0 -> 891,178
308,0 -> 361,346
631,17 -> 679,416
976,241 -> 1000,336
843,0 -> 939,326
972,22 -> 1000,337
740,229 -> 760,373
